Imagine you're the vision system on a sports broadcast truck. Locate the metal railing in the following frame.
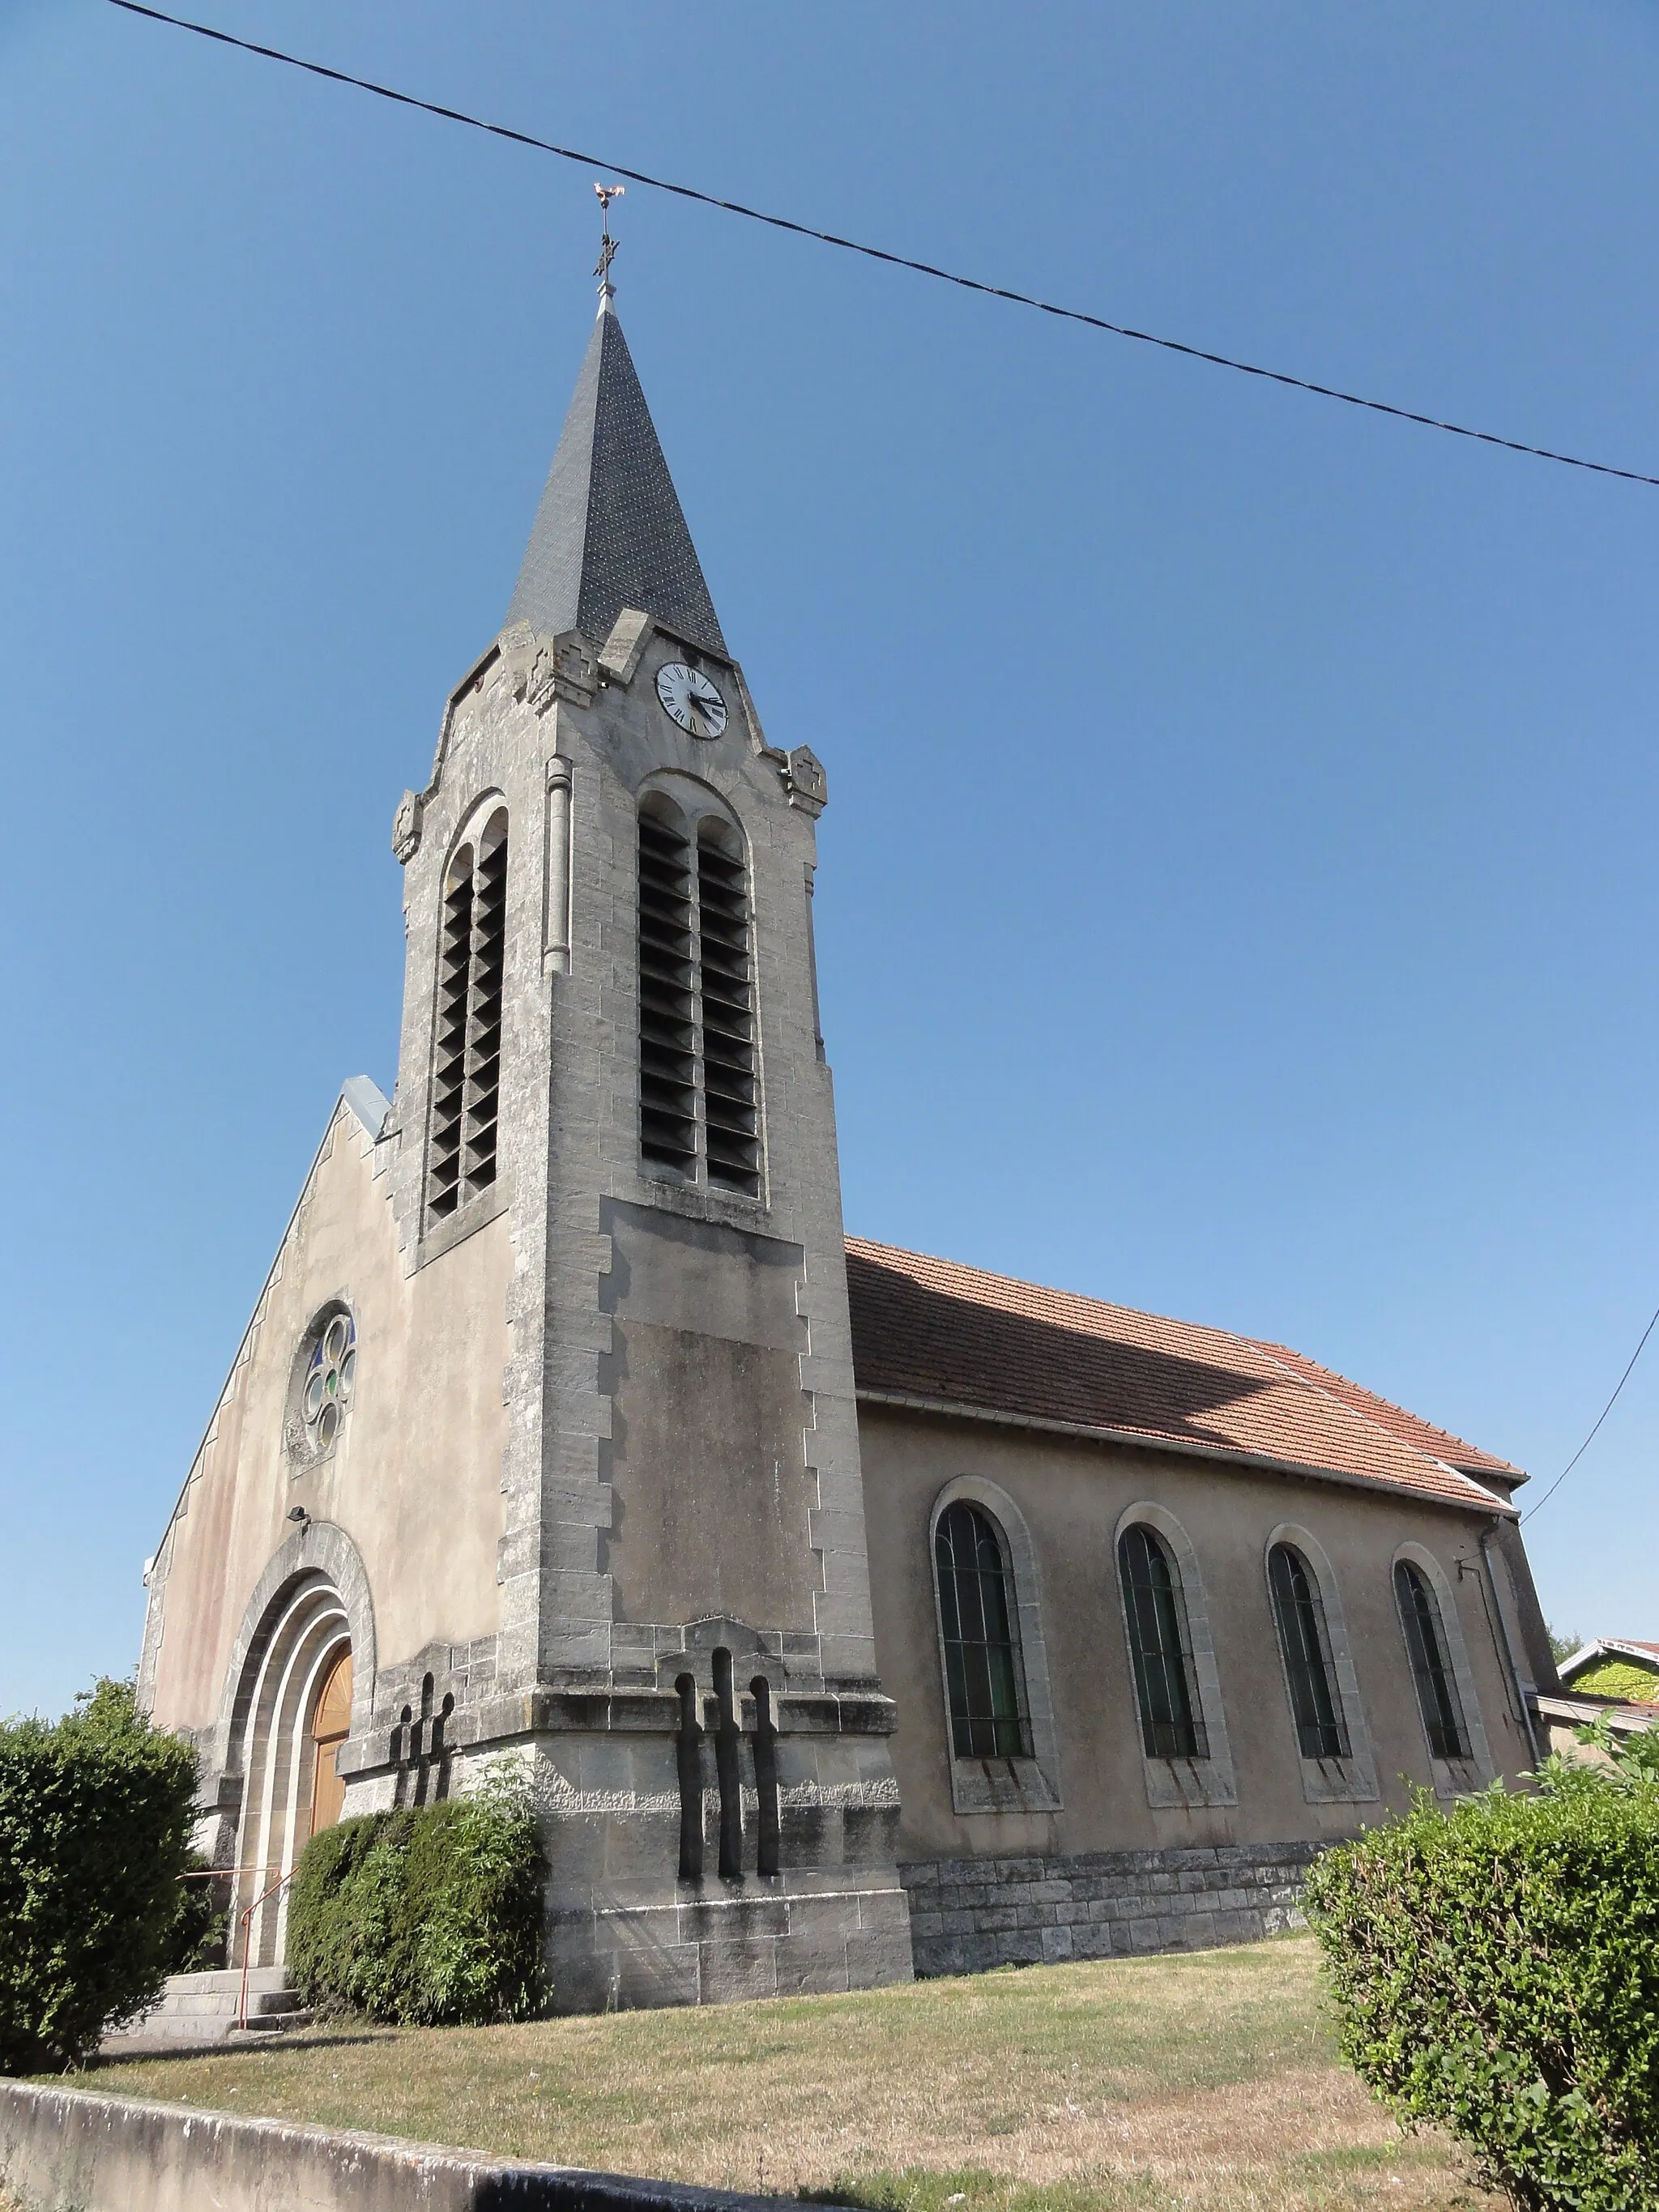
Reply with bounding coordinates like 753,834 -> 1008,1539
236,1865 -> 298,2029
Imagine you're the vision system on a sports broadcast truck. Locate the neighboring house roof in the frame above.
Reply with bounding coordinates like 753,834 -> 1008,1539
1559,1639 -> 1659,1694
1536,1690 -> 1656,1734
844,1237 -> 1516,1515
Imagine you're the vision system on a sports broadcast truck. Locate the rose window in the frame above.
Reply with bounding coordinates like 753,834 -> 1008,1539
303,1313 -> 356,1451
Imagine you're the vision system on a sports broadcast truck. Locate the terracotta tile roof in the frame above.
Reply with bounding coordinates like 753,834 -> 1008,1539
845,1237 -> 1516,1515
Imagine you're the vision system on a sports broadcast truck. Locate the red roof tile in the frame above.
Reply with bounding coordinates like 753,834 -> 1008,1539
846,1238 -> 1516,1515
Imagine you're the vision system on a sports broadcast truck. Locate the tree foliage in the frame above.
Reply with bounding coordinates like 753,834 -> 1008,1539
1304,1725 -> 1659,2211
0,1679 -> 201,2073
285,1763 -> 545,2026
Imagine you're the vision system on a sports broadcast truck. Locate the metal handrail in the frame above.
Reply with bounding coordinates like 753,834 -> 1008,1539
236,1866 -> 298,2030
177,1861 -> 282,1880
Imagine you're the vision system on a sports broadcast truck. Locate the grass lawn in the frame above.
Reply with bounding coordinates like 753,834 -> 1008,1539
82,1935 -> 1490,2212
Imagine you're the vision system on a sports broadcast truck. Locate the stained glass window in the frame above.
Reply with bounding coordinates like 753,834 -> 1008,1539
302,1311 -> 356,1452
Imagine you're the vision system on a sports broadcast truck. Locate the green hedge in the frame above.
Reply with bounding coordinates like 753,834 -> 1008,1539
286,1766 -> 545,2025
1303,1742 -> 1659,2212
0,1679 -> 201,2073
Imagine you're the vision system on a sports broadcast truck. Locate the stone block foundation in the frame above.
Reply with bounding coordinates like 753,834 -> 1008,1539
899,1842 -> 1323,1977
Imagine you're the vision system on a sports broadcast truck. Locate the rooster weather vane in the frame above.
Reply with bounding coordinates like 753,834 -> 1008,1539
595,181 -> 625,297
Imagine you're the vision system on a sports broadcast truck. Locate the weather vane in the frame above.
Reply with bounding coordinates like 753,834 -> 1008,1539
594,182 -> 625,297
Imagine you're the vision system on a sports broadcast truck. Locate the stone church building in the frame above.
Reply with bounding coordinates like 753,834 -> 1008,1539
137,291 -> 1559,2011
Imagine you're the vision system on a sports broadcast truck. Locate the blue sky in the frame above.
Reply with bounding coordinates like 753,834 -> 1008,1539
2,0 -> 1656,1719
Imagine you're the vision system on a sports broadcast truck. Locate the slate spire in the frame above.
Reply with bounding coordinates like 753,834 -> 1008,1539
505,300 -> 727,657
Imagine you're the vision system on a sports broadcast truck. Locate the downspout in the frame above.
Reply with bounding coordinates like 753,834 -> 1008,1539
1480,1519 -> 1541,1768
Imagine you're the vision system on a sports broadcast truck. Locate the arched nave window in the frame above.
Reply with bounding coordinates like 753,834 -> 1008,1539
1113,1504 -> 1237,1808
933,1500 -> 1031,1760
1118,1522 -> 1205,1760
1261,1524 -> 1378,1804
1268,1541 -> 1349,1761
1394,1558 -> 1470,1762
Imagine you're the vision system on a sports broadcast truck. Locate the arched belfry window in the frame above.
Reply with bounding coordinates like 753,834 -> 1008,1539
1394,1558 -> 1469,1761
637,792 -> 761,1197
1119,1523 -> 1206,1760
1269,1542 -> 1349,1761
933,1502 -> 1031,1759
428,806 -> 508,1221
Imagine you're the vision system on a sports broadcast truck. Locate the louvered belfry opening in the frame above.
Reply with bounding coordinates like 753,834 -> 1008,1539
638,803 -> 697,1174
427,856 -> 475,1217
697,823 -> 761,1196
638,797 -> 763,1195
427,808 -> 509,1222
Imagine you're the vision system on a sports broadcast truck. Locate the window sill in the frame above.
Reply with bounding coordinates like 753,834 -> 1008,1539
1428,1753 -> 1489,1800
1141,1754 -> 1237,1809
634,1173 -> 771,1232
1298,1754 -> 1380,1805
948,1754 -> 1061,1816
418,1182 -> 510,1268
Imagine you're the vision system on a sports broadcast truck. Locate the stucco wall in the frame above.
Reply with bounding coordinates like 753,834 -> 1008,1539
859,1405 -> 1532,1864
145,1101 -> 512,1742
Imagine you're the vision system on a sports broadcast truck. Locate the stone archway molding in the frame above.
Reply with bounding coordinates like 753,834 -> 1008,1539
209,1520 -> 377,1782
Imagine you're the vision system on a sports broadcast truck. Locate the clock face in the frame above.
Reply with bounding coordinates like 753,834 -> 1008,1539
655,661 -> 727,740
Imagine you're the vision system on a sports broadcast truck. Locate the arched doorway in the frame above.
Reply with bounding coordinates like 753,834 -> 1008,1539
229,1572 -> 352,1966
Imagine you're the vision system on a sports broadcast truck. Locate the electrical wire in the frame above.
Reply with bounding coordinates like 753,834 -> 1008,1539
104,0 -> 1659,492
1522,1302 -> 1659,1523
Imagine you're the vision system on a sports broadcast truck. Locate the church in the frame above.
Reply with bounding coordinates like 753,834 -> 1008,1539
136,279 -> 1560,2013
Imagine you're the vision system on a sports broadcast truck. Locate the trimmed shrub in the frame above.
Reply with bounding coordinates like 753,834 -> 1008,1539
286,1764 -> 545,2025
170,1853 -> 228,1973
1304,1755 -> 1659,2212
0,1678 -> 201,2073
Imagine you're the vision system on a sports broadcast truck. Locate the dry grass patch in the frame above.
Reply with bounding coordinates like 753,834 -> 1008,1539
85,1936 -> 1491,2210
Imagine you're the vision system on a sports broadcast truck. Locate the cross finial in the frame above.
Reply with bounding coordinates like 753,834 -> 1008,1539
594,181 -> 625,299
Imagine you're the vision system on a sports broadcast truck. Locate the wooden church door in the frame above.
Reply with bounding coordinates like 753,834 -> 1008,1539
308,1648 -> 352,1835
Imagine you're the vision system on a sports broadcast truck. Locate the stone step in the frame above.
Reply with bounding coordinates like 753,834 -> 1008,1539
154,1967 -> 293,1997
103,1969 -> 310,2050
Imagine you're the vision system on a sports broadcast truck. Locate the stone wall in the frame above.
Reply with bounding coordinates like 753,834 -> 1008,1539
0,2081 -> 782,2212
900,1842 -> 1323,1977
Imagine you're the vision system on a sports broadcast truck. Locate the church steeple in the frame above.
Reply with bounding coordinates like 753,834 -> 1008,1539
505,300 -> 727,658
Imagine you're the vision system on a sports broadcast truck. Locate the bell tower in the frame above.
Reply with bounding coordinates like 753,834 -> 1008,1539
379,291 -> 911,2008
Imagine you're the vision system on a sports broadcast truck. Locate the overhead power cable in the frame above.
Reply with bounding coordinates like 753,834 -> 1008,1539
1522,1300 -> 1659,1523
105,0 -> 1659,491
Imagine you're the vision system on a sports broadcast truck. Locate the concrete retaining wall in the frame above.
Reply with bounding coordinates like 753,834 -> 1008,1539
899,1842 -> 1321,1976
0,2082 -> 787,2212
